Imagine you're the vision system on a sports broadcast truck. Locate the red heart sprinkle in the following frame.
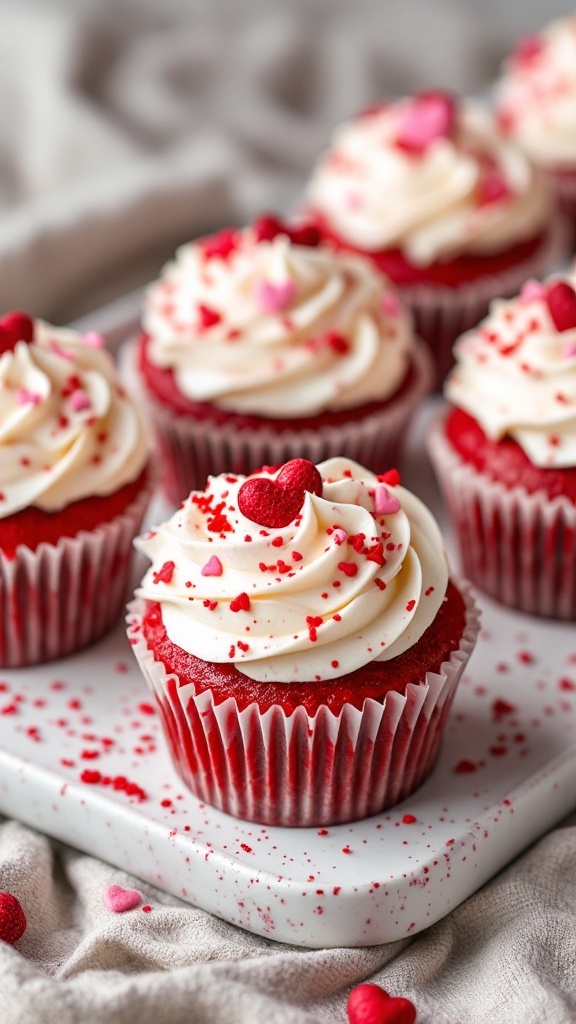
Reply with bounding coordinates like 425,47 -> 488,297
546,281 -> 576,332
477,171 -> 510,207
514,34 -> 544,65
238,459 -> 323,528
0,312 -> 34,356
230,592 -> 250,613
202,228 -> 238,260
198,304 -> 222,331
152,560 -> 175,585
0,892 -> 27,945
377,469 -> 401,486
347,985 -> 416,1024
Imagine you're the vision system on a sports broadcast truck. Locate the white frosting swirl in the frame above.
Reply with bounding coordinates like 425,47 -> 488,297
136,457 -> 449,683
307,101 -> 552,265
0,321 -> 149,516
142,230 -> 413,417
446,277 -> 576,467
496,17 -> 576,168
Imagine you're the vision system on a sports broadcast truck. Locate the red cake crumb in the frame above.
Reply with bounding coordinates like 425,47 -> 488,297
137,332 -> 418,430
310,209 -> 547,288
0,468 -> 149,559
140,581 -> 465,715
445,407 -> 576,501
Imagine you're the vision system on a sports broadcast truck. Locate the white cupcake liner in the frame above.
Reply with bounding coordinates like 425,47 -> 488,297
0,477 -> 153,667
126,338 -> 432,506
399,219 -> 567,387
429,418 -> 576,620
126,585 -> 480,827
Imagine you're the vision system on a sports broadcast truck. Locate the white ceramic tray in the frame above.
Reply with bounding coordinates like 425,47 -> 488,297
0,300 -> 575,948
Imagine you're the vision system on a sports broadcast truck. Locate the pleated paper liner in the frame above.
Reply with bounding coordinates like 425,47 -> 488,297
0,475 -> 153,668
126,585 -> 480,827
128,338 -> 432,506
399,218 -> 567,388
429,419 -> 576,621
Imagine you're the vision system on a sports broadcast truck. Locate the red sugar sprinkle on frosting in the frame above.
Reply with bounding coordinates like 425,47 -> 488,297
455,759 -> 478,774
338,561 -> 358,577
152,561 -> 175,585
230,592 -> 251,613
197,304 -> 222,330
402,814 -> 417,824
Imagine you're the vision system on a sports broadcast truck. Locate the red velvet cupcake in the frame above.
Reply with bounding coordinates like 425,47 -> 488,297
495,16 -> 576,238
429,275 -> 576,619
127,456 -> 479,826
0,313 -> 152,666
305,94 -> 562,384
133,219 -> 432,505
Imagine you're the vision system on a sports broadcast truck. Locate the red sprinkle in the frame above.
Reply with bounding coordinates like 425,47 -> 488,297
338,561 -> 358,577
152,561 -> 175,585
230,592 -> 251,613
197,304 -> 222,330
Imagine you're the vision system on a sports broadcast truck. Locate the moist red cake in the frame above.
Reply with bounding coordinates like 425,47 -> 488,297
135,218 -> 432,504
430,275 -> 576,620
305,94 -> 560,384
0,313 -> 151,666
128,455 -> 479,826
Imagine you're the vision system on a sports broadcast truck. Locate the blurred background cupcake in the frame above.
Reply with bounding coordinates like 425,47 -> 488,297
134,218 -> 432,504
495,14 -> 576,241
305,94 -> 562,386
0,312 -> 152,666
429,272 -> 576,620
127,454 -> 479,826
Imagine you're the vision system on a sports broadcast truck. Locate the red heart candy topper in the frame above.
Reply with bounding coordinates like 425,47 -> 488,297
0,312 -> 34,357
238,458 -> 323,529
347,983 -> 417,1024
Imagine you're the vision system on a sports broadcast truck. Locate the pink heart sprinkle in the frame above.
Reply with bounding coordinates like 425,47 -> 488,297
104,885 -> 142,913
374,485 -> 401,515
519,279 -> 547,305
477,171 -> 510,207
332,528 -> 347,546
254,279 -> 297,314
71,389 -> 91,412
396,93 -> 454,153
381,293 -> 400,317
563,342 -> 576,358
201,555 -> 223,577
17,387 -> 42,406
82,330 -> 106,349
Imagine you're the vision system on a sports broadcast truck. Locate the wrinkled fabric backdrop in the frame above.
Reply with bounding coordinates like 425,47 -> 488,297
1,1 -> 576,1022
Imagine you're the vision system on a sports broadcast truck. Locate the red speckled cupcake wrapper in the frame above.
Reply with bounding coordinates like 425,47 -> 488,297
429,419 -> 576,620
400,220 -> 567,388
126,586 -> 480,827
126,339 -> 432,506
0,477 -> 153,668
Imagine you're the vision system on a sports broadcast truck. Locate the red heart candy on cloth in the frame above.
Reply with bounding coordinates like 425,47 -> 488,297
238,458 -> 323,528
347,984 -> 417,1024
104,885 -> 142,913
0,892 -> 27,944
396,91 -> 455,154
0,312 -> 34,355
546,281 -> 576,332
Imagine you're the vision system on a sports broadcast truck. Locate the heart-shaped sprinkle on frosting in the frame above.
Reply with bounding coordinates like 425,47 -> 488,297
396,91 -> 455,154
374,485 -> 401,515
201,555 -> 223,577
104,885 -> 142,914
519,279 -> 547,305
254,279 -> 297,314
0,312 -> 34,356
546,281 -> 576,333
347,983 -> 417,1024
238,458 -> 323,529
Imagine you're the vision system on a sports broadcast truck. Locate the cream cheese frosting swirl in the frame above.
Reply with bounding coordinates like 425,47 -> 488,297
446,276 -> 576,468
142,227 -> 413,417
136,456 -> 449,683
496,17 -> 576,168
0,320 -> 149,516
306,98 -> 552,265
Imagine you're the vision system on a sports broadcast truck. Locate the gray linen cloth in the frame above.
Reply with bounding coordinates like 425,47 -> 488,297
1,2 -> 576,1022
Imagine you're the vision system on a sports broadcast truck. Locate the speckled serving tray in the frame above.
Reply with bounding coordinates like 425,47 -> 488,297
0,296 -> 574,948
